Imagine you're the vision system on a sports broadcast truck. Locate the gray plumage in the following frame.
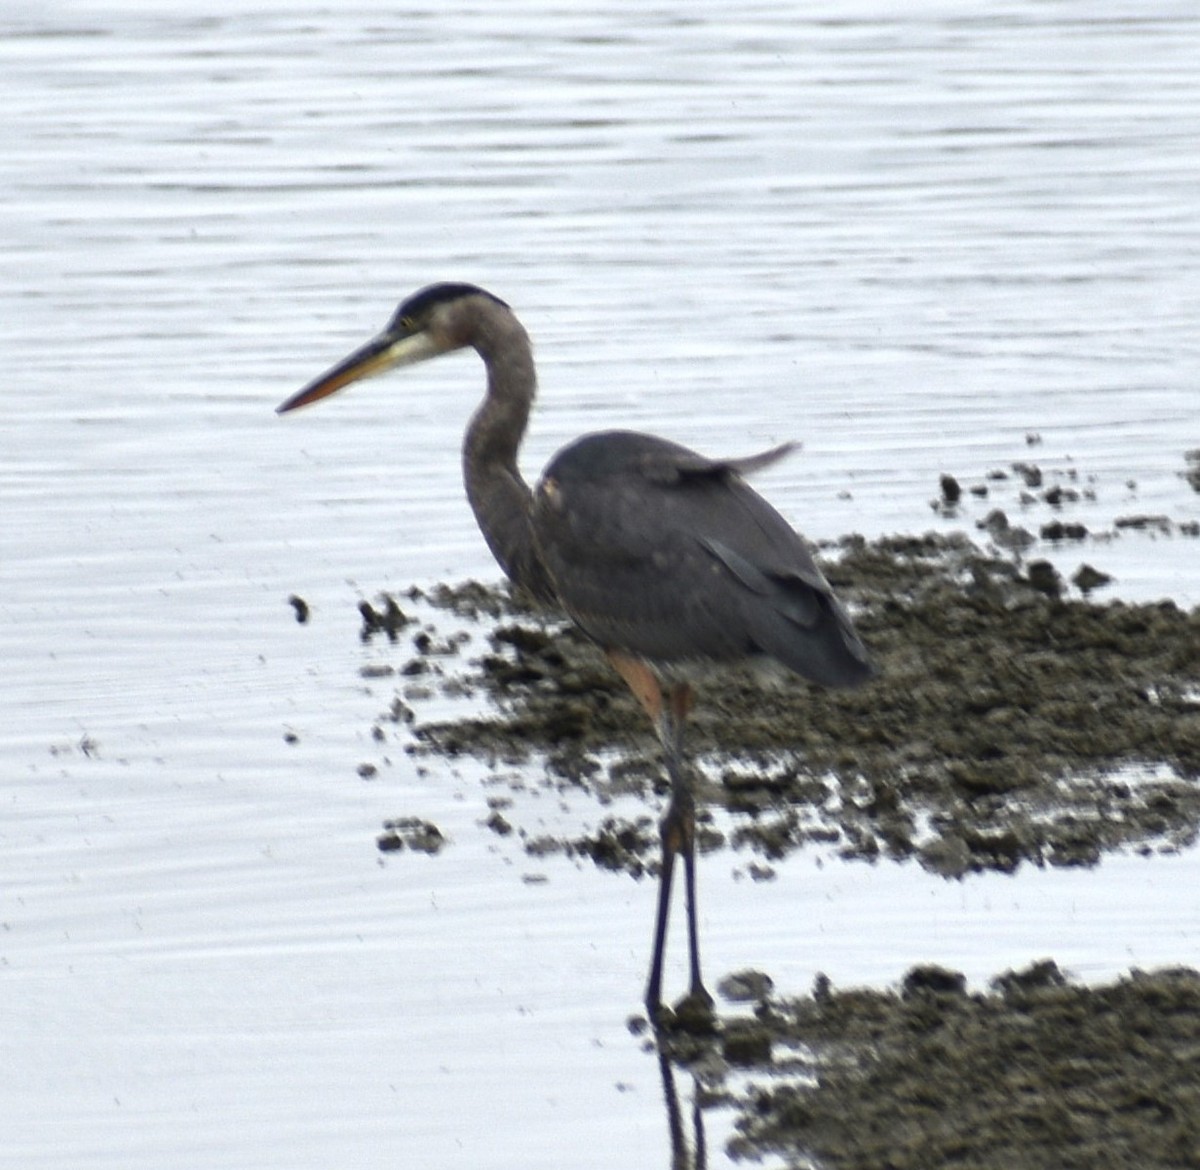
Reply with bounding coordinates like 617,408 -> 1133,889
532,430 -> 872,687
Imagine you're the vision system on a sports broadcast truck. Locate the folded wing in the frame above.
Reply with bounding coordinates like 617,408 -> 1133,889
531,430 -> 873,688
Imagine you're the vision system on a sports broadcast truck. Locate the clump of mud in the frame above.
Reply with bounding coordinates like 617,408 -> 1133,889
718,961 -> 1200,1170
379,533 -> 1200,878
931,448 -> 1200,547
375,816 -> 446,854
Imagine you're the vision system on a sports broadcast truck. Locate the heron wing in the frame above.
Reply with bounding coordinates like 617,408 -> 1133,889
532,431 -> 873,688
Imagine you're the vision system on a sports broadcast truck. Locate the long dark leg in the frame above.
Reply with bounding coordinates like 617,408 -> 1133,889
605,650 -> 674,1015
682,845 -> 704,999
666,683 -> 711,1009
645,817 -> 677,1018
605,653 -> 712,1018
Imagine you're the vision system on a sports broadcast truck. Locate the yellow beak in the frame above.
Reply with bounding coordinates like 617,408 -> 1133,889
276,326 -> 446,414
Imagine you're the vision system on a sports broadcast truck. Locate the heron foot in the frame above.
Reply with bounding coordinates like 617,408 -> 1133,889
646,985 -> 717,1036
674,986 -> 716,1033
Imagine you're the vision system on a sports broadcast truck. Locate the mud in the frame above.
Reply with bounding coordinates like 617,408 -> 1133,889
707,961 -> 1200,1170
379,532 -> 1199,880
375,815 -> 447,854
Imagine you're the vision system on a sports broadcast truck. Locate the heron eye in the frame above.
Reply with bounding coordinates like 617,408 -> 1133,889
398,315 -> 415,331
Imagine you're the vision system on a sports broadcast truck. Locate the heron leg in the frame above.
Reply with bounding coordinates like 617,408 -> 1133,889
605,648 -> 663,726
606,651 -> 711,1018
666,683 -> 711,1010
645,812 -> 677,1018
604,650 -> 672,1014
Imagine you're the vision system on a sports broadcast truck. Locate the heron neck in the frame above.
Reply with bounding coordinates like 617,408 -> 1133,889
461,317 -> 548,597
463,314 -> 535,470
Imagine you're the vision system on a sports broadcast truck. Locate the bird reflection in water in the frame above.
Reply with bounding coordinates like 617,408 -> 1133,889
659,1045 -> 707,1170
278,283 -> 873,1024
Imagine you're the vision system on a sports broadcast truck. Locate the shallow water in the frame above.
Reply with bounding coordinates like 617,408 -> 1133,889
3,3 -> 1198,1167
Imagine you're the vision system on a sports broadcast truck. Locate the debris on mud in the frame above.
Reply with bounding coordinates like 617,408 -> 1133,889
376,532 -> 1199,879
358,594 -> 411,642
931,452 -> 1200,557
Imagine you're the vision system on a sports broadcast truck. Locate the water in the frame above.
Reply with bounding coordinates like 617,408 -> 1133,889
3,3 -> 1198,1167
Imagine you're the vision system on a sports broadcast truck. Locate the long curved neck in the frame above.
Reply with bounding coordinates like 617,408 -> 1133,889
460,306 -> 553,600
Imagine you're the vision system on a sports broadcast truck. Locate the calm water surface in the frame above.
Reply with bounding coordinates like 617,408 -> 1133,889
3,3 -> 1198,1167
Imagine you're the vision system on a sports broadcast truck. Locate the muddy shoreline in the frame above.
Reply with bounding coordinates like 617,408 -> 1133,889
380,531 -> 1199,880
317,459 -> 1198,1168
714,960 -> 1200,1169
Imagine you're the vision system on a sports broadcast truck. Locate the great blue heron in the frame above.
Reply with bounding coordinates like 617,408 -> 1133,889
277,282 -> 874,1022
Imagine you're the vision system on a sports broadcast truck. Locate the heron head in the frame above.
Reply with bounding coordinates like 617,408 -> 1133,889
276,282 -> 509,414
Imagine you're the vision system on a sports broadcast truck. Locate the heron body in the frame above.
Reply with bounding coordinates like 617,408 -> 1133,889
534,429 -> 870,686
277,282 -> 874,1021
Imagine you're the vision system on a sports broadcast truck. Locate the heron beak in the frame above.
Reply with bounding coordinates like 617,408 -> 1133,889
276,325 -> 446,414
